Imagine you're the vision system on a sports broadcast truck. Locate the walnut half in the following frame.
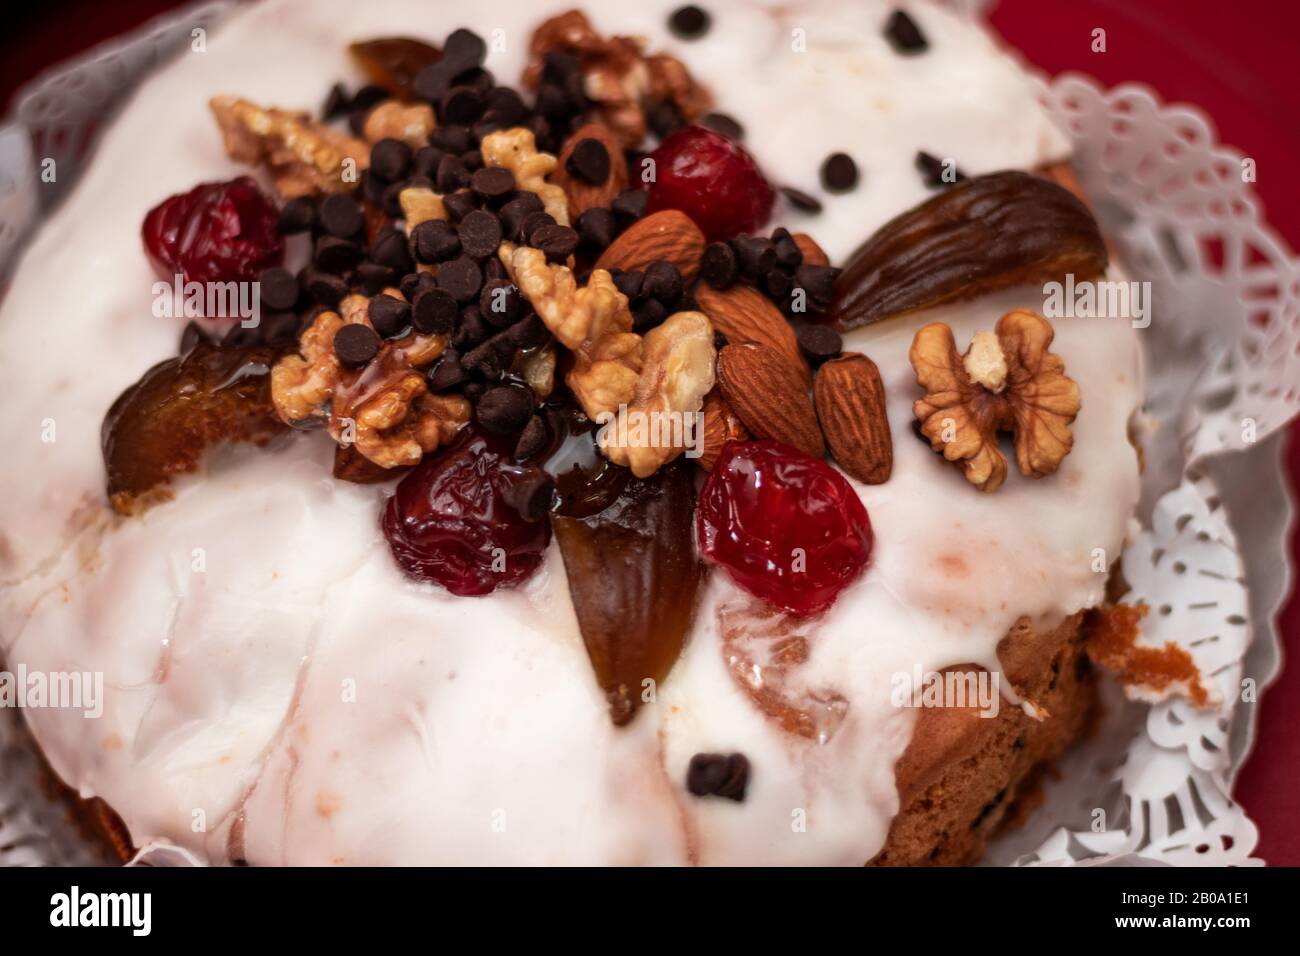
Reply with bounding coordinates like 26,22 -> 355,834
210,96 -> 370,198
909,309 -> 1080,492
271,292 -> 469,470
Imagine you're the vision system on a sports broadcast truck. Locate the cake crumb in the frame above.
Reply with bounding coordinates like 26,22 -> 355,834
1084,604 -> 1209,706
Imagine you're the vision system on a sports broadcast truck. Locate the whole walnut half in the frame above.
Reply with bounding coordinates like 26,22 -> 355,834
910,310 -> 1080,493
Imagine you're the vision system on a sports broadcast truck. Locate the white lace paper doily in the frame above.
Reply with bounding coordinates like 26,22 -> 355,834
0,3 -> 1295,867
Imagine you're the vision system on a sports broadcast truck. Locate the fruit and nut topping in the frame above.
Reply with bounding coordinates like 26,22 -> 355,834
102,10 -> 1113,740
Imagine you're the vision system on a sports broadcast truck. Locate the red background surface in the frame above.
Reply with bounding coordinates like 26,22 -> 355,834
1,0 -> 1296,863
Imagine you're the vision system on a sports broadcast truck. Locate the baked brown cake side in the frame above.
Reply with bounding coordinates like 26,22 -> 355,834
870,611 -> 1098,866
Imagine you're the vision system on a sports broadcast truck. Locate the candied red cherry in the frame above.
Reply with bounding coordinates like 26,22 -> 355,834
697,439 -> 872,616
142,176 -> 284,289
646,126 -> 775,241
383,426 -> 552,596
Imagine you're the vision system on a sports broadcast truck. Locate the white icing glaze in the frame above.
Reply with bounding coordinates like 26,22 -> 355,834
0,0 -> 1141,864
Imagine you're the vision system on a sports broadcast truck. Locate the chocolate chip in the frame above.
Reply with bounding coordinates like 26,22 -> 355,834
820,152 -> 859,193
686,752 -> 749,801
611,189 -> 648,225
276,196 -> 317,234
437,156 -> 472,195
764,268 -> 793,299
780,185 -> 823,214
437,255 -> 483,304
794,322 -> 842,364
443,28 -> 487,70
502,469 -> 555,521
315,236 -> 363,274
453,305 -> 490,349
485,87 -> 527,125
514,415 -> 549,460
575,206 -> 615,250
915,150 -> 965,188
521,211 -> 558,245
322,83 -> 350,121
442,86 -> 484,125
257,267 -> 299,312
566,137 -> 612,185
222,322 -> 262,348
884,8 -> 928,54
611,269 -> 644,300
700,241 -> 737,289
483,256 -> 508,285
642,260 -> 683,306
371,225 -> 414,272
410,219 -> 461,263
771,228 -> 802,269
356,262 -> 397,296
413,287 -> 458,335
412,145 -> 445,180
261,311 -> 302,345
534,83 -> 572,121
333,323 -> 381,368
470,166 -> 516,202
457,209 -> 504,260
460,148 -> 484,172
429,124 -> 474,155
369,140 -> 411,185
477,385 -> 534,434
632,298 -> 668,332
352,84 -> 389,113
400,270 -> 437,302
476,280 -> 521,328
380,179 -> 409,218
441,189 -> 480,222
426,348 -> 467,391
368,293 -> 412,338
348,105 -> 375,138
701,112 -> 744,141
316,193 -> 363,239
509,313 -> 550,351
531,223 -> 579,262
179,319 -> 211,354
500,193 -> 545,242
794,264 -> 840,307
731,236 -> 775,279
303,269 -> 349,307
647,100 -> 684,139
668,5 -> 712,40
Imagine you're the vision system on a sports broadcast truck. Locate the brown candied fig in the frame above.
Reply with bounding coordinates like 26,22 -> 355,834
349,38 -> 442,100
829,171 -> 1108,331
554,458 -> 702,726
103,341 -> 287,515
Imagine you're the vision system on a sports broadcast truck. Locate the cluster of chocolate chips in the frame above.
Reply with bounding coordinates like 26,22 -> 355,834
698,227 -> 845,365
707,226 -> 840,314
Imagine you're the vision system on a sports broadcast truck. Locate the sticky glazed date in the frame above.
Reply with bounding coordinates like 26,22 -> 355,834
829,171 -> 1108,331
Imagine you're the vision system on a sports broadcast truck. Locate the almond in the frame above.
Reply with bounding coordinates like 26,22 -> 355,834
554,123 -> 628,220
695,282 -> 811,387
698,388 -> 749,471
792,232 -> 830,268
717,343 -> 824,458
595,209 -> 705,283
814,352 -> 892,484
